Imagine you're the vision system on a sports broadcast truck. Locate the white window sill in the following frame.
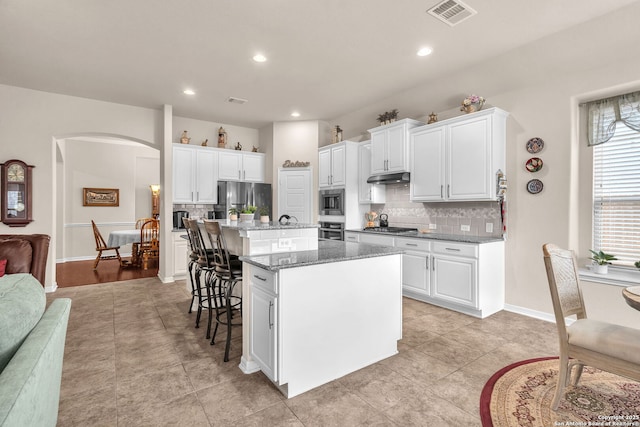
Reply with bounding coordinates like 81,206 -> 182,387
579,267 -> 640,287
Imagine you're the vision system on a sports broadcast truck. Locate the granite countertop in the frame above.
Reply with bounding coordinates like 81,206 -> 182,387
346,228 -> 504,244
240,239 -> 403,272
195,219 -> 319,231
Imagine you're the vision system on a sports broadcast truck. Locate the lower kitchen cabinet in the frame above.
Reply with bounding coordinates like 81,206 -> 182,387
347,230 -> 505,318
250,278 -> 277,381
173,232 -> 188,277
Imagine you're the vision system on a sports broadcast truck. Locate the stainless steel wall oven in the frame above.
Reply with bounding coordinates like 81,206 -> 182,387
319,189 -> 345,216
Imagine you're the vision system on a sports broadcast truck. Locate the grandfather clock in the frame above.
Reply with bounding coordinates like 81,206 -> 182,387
1,159 -> 34,227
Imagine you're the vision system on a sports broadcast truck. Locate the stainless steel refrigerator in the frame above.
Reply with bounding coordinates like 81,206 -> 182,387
212,181 -> 272,219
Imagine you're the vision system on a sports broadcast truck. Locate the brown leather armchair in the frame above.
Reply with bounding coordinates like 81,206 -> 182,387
0,234 -> 50,285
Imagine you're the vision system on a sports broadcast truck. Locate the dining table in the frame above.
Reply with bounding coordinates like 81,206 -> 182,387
622,285 -> 640,311
107,229 -> 141,247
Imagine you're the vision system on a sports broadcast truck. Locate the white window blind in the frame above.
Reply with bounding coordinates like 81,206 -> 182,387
593,122 -> 640,266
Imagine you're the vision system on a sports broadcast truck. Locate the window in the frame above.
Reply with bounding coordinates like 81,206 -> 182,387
593,122 -> 640,266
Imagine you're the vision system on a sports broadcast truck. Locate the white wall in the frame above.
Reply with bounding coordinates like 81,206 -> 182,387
328,3 -> 640,328
173,116 -> 259,151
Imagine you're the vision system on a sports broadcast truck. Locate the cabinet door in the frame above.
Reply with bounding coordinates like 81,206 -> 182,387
431,255 -> 477,308
370,131 -> 387,174
318,148 -> 332,188
250,286 -> 277,381
218,151 -> 242,181
242,153 -> 265,182
173,236 -> 188,276
330,145 -> 346,186
402,251 -> 430,296
386,124 -> 407,172
447,116 -> 492,200
358,143 -> 372,203
195,150 -> 217,203
410,126 -> 446,201
344,231 -> 360,243
173,146 -> 195,203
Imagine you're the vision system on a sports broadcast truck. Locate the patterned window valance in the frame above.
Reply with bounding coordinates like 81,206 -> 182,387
587,90 -> 640,146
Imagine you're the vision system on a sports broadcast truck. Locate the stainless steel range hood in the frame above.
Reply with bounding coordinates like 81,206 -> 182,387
366,172 -> 410,185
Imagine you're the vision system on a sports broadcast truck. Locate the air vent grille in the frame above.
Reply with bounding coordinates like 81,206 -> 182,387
427,0 -> 477,26
227,96 -> 248,104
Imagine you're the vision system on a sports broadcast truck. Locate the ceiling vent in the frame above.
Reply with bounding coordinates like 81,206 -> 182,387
227,96 -> 248,105
427,0 -> 477,26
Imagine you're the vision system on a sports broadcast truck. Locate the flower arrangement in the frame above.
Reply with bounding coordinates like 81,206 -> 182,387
460,95 -> 485,113
377,109 -> 399,125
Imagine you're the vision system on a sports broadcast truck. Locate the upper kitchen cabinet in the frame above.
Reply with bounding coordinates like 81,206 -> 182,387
173,145 -> 218,204
218,150 -> 265,182
410,108 -> 509,202
358,141 -> 385,204
318,142 -> 347,188
368,119 -> 424,175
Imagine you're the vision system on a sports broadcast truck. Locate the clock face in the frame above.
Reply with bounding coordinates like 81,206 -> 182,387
7,164 -> 25,182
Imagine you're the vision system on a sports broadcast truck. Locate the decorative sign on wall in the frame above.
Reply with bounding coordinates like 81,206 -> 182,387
83,188 -> 119,207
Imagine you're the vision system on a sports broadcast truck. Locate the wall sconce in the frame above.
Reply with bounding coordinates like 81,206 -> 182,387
150,184 -> 160,218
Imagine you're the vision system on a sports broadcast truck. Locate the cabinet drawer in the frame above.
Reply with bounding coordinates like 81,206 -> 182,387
432,241 -> 477,258
344,232 -> 360,243
395,237 -> 430,252
251,269 -> 277,294
359,233 -> 394,246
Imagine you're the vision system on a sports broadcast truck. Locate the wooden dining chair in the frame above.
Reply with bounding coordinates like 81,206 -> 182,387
542,243 -> 640,410
91,220 -> 123,269
136,219 -> 159,270
135,217 -> 154,229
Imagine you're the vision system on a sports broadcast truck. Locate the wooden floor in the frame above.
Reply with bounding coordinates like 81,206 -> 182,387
56,257 -> 159,287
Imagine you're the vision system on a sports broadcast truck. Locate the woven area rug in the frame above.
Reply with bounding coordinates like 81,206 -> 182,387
480,357 -> 640,427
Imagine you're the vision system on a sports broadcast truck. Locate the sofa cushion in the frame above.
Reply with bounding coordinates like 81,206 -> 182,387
0,239 -> 33,275
0,273 -> 46,373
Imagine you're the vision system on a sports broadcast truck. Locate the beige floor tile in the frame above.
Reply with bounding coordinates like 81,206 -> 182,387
383,389 -> 481,426
117,392 -> 210,427
57,383 -> 117,427
183,355 -> 247,391
116,363 -> 195,407
233,402 -> 304,427
414,335 -> 487,365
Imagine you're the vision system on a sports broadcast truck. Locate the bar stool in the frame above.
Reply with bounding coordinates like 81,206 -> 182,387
182,217 -> 200,314
183,218 -> 217,338
203,219 -> 243,362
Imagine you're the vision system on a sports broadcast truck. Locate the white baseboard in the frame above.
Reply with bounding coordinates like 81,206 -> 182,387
57,253 -> 133,263
503,303 -> 556,323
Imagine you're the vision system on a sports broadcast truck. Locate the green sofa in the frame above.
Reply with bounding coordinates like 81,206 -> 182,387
0,236 -> 71,427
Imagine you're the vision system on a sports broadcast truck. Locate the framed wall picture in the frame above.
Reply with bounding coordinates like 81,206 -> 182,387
83,187 -> 119,207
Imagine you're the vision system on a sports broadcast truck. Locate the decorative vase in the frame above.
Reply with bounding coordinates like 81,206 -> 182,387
180,130 -> 190,144
593,264 -> 608,274
260,215 -> 270,224
239,213 -> 253,222
229,214 -> 238,221
463,101 -> 484,114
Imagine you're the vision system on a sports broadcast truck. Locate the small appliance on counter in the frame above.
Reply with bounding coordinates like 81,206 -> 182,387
173,210 -> 189,229
379,214 -> 389,228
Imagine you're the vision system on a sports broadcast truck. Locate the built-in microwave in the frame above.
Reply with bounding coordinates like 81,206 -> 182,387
319,189 -> 345,216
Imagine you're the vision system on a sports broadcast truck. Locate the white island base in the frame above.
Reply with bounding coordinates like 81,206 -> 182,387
242,249 -> 403,398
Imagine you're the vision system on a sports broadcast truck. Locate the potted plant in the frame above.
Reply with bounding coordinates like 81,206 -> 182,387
240,205 -> 257,222
590,250 -> 618,274
228,208 -> 238,221
258,206 -> 270,223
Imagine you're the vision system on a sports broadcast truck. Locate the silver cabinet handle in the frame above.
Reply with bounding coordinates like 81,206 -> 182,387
254,274 -> 267,281
426,255 -> 429,270
447,184 -> 450,198
405,243 -> 418,247
243,170 -> 246,180
238,170 -> 241,180
432,256 -> 435,270
268,300 -> 273,329
445,247 -> 461,252
440,185 -> 443,198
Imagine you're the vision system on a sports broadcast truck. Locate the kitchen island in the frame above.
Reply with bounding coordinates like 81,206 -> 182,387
239,239 -> 403,398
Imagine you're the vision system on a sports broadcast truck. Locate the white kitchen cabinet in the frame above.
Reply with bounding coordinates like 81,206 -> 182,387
172,145 -> 218,203
358,142 -> 385,204
410,108 -> 508,202
369,119 -> 423,175
346,230 -> 505,318
318,143 -> 346,188
395,237 -> 431,298
172,232 -> 188,277
217,150 -> 265,182
250,272 -> 277,381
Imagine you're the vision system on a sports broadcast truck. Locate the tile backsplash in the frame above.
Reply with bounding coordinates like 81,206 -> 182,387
370,183 -> 504,238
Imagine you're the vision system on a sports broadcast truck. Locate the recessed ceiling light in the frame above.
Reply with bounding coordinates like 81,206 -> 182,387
253,54 -> 267,63
291,111 -> 300,118
183,89 -> 195,95
417,47 -> 433,57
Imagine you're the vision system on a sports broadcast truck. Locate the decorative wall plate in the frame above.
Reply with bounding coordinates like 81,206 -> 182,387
526,137 -> 544,153
525,157 -> 543,172
527,179 -> 544,194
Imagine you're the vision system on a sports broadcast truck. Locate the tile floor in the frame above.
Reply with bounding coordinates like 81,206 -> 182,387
49,277 -> 559,426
